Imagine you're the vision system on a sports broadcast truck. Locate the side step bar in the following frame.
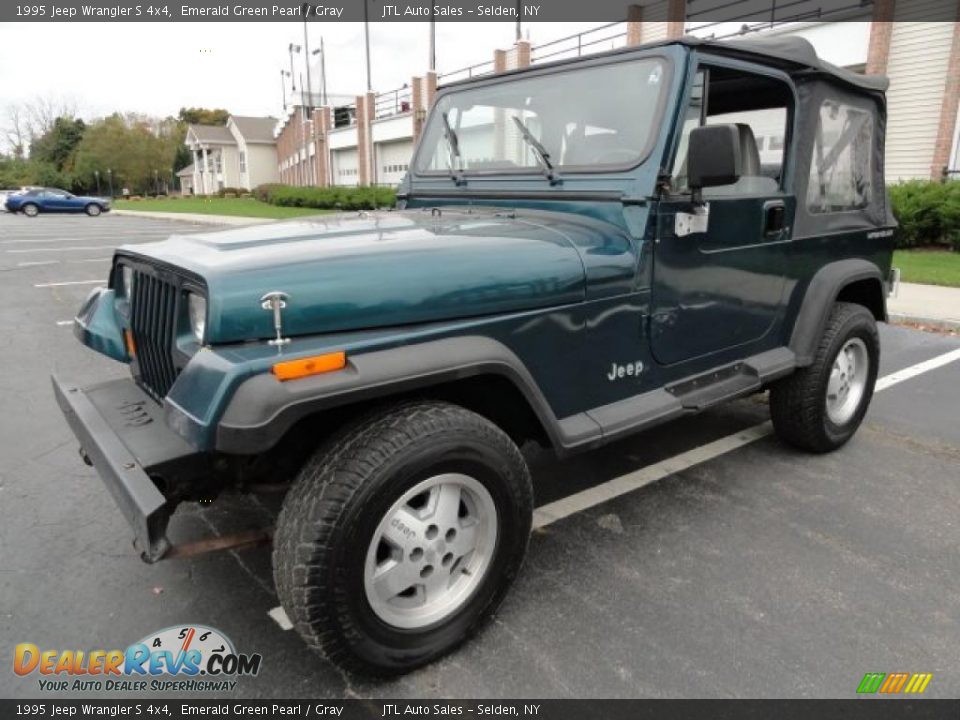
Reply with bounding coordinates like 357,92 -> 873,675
579,348 -> 796,447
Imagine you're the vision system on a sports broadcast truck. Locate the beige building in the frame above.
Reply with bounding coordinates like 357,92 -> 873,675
184,115 -> 280,194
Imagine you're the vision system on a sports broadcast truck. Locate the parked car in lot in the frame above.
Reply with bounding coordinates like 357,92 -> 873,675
5,187 -> 111,216
55,36 -> 896,675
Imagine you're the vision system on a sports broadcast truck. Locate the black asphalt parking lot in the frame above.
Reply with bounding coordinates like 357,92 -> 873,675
1,211 -> 959,699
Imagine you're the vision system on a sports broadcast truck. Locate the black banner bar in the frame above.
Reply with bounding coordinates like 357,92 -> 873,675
2,700 -> 960,720
2,0 -> 958,23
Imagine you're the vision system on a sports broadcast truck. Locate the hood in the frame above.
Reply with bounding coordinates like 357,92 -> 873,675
119,208 -> 587,344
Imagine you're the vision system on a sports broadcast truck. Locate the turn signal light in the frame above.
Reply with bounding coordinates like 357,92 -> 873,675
272,351 -> 346,381
124,329 -> 136,357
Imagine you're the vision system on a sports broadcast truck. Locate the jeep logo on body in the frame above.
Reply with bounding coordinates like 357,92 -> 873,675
607,361 -> 644,381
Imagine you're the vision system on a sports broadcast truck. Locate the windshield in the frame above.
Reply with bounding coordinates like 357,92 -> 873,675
415,57 -> 669,176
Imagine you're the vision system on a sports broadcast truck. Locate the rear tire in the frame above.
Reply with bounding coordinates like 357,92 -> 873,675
273,400 -> 533,676
85,203 -> 102,216
771,302 -> 879,453
21,203 -> 39,217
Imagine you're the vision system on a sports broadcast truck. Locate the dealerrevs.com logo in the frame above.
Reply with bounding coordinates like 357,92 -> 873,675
14,625 -> 262,693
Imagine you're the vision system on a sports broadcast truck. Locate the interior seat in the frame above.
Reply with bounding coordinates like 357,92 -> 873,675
704,123 -> 779,197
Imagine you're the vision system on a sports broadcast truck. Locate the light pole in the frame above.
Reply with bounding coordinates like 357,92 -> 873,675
106,168 -> 113,198
312,39 -> 326,107
94,170 -> 100,196
280,69 -> 290,110
515,0 -> 521,41
288,43 -> 300,92
363,0 -> 372,92
153,169 -> 159,197
303,20 -> 314,110
429,17 -> 436,72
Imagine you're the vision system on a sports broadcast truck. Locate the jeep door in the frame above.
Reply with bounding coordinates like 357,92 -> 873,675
651,62 -> 795,367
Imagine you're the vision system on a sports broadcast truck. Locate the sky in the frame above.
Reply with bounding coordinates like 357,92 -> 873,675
0,21 -> 602,135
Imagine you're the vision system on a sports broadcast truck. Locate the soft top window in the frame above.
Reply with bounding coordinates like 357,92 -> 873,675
415,57 -> 669,175
807,100 -> 874,213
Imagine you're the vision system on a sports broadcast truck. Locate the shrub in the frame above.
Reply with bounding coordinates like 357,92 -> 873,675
889,179 -> 960,251
253,183 -> 284,203
217,187 -> 243,198
261,185 -> 396,211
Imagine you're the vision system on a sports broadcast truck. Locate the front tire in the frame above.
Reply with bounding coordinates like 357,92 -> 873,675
771,302 -> 879,453
273,401 -> 533,676
21,203 -> 39,217
85,203 -> 102,216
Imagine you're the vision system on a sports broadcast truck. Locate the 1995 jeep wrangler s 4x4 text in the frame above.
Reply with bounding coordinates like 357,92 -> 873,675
55,35 -> 896,675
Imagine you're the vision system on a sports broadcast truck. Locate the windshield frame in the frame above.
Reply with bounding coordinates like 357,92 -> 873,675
411,52 -> 675,180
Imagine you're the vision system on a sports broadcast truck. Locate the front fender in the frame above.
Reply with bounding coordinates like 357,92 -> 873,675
213,336 -> 565,455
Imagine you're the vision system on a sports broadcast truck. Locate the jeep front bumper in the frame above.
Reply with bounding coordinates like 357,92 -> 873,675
52,375 -> 203,563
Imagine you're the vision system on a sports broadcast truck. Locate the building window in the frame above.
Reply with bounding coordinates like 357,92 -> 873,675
807,101 -> 873,213
214,155 -> 222,173
239,151 -> 246,174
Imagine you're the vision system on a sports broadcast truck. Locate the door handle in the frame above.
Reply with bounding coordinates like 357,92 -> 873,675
763,200 -> 786,239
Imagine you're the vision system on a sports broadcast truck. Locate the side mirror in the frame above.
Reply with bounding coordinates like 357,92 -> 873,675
687,124 -> 742,190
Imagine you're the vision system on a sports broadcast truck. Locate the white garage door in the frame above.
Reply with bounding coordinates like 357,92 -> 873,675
376,140 -> 413,187
332,148 -> 359,187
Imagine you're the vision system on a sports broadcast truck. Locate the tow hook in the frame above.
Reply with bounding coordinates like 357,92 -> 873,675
78,447 -> 93,467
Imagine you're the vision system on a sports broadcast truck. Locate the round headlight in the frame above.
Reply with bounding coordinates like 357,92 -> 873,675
121,265 -> 133,298
187,293 -> 206,343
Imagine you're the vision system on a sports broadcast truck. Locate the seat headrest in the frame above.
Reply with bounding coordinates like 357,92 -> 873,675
735,123 -> 762,176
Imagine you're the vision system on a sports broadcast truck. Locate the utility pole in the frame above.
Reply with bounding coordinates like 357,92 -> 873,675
280,69 -> 289,110
429,17 -> 436,71
515,0 -> 521,41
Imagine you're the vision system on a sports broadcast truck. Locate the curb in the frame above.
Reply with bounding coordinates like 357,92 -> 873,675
110,209 -> 274,226
889,313 -> 960,333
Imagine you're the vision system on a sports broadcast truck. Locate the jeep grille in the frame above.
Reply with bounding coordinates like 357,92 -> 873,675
130,269 -> 180,401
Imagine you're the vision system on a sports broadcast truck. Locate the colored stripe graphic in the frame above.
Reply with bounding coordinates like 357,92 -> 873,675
880,672 -> 909,693
857,673 -> 886,694
858,672 -> 932,694
904,674 -> 933,694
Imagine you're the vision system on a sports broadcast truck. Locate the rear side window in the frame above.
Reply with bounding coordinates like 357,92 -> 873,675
807,101 -> 873,213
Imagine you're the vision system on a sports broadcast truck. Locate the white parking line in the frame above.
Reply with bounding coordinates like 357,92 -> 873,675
263,346 -> 960,631
17,260 -> 59,267
56,320 -> 73,326
34,279 -> 103,288
7,246 -> 113,253
875,348 -> 960,392
533,348 -> 960,530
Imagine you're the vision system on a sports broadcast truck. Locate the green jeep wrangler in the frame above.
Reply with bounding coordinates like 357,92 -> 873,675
55,36 -> 896,675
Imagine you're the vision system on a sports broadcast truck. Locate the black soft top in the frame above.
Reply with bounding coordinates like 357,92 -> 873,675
682,35 -> 888,93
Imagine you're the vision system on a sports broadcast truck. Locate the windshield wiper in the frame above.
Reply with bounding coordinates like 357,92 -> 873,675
511,116 -> 561,186
440,112 -> 466,186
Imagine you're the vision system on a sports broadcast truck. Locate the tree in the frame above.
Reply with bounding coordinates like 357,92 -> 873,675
23,96 -> 79,138
30,116 -> 86,171
72,114 -> 179,194
177,107 -> 230,126
2,105 -> 29,159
